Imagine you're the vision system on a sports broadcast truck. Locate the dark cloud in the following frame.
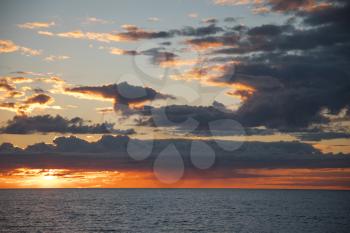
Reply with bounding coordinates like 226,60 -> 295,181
141,48 -> 177,65
301,0 -> 350,26
186,32 -> 240,49
65,82 -> 173,112
296,132 -> 350,141
0,136 -> 349,175
0,92 -> 56,115
214,62 -> 350,130
54,24 -> 224,43
112,24 -> 225,42
0,79 -> 15,91
205,1 -> 350,130
23,93 -> 52,105
263,0 -> 319,13
159,41 -> 171,46
118,25 -> 175,40
247,24 -> 292,36
0,114 -> 121,134
0,143 -> 22,153
202,18 -> 219,24
138,104 -> 235,131
178,24 -> 223,36
224,17 -> 238,23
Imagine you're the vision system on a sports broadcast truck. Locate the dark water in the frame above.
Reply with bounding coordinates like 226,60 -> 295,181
0,189 -> 349,233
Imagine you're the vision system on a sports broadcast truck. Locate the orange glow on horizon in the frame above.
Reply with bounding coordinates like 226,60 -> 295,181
0,168 -> 349,190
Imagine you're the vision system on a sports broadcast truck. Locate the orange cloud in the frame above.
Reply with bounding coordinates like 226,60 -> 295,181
0,39 -> 41,56
45,25 -> 174,43
0,40 -> 18,53
170,60 -> 254,101
109,47 -> 138,56
213,0 -> 330,13
38,31 -> 54,36
18,21 -> 55,29
0,77 -> 33,100
186,40 -> 224,50
159,58 -> 198,68
0,75 -> 65,115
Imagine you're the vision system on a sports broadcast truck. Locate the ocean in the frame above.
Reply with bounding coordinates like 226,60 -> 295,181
0,189 -> 349,232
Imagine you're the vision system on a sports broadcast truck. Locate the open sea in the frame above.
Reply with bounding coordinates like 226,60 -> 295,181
0,189 -> 349,233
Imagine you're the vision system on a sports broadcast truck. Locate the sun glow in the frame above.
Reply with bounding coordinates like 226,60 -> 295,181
1,167 -> 350,189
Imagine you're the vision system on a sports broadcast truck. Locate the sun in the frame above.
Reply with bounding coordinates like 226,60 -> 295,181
43,175 -> 56,181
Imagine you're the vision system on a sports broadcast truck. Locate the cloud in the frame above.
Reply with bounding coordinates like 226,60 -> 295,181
213,0 -> 332,13
42,24 -> 223,43
202,18 -> 218,24
188,13 -> 198,18
0,89 -> 59,115
148,17 -> 160,22
185,33 -> 239,50
0,79 -> 15,92
224,17 -> 238,22
83,17 -> 113,24
18,21 -> 55,29
55,26 -> 175,42
44,55 -> 70,62
0,39 -> 41,56
138,104 -> 237,131
18,47 -> 41,56
179,24 -> 224,37
64,82 -> 174,113
247,24 -> 292,36
0,40 -> 18,53
296,132 -> 350,141
0,136 -> 349,175
179,1 -> 350,131
0,115 -> 135,134
158,58 -> 198,68
24,93 -> 52,105
109,47 -> 139,56
37,31 -> 54,36
141,48 -> 177,65
213,0 -> 259,6
264,0 -> 321,13
0,114 -> 122,134
253,6 -> 270,14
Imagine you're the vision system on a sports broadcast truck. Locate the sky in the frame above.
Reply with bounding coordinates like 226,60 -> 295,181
0,0 -> 350,189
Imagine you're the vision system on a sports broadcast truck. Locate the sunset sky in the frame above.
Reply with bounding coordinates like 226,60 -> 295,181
0,0 -> 350,189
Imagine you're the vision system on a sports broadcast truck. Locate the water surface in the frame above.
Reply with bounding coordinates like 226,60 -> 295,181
0,189 -> 349,232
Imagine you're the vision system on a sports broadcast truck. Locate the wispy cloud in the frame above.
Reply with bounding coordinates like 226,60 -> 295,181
19,46 -> 42,56
0,40 -> 18,53
213,0 -> 260,6
212,0 -> 329,13
18,21 -> 55,29
147,17 -> 160,22
83,17 -> 113,24
39,24 -> 223,43
38,31 -> 54,36
201,17 -> 218,24
188,12 -> 199,18
44,55 -> 70,62
0,39 -> 41,56
109,47 -> 138,56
